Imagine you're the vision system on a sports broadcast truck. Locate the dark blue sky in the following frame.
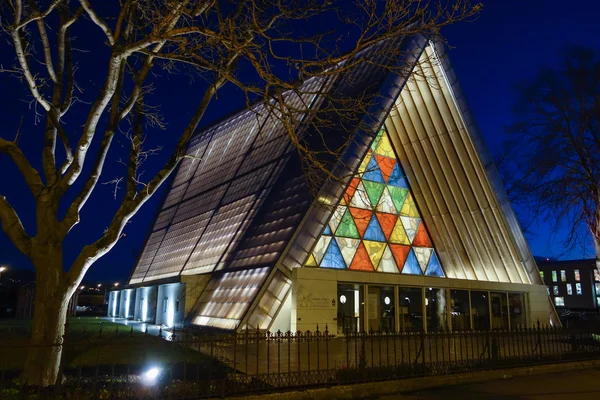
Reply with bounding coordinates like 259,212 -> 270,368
0,0 -> 598,283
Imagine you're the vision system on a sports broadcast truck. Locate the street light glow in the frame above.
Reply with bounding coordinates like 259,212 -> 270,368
114,282 -> 119,287
0,266 -> 6,272
142,367 -> 161,385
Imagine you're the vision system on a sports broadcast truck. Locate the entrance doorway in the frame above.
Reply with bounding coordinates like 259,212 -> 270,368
337,284 -> 364,334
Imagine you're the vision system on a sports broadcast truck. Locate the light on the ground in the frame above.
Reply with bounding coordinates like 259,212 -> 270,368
142,367 -> 161,384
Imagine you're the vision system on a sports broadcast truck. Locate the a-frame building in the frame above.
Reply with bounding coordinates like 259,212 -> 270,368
109,35 -> 558,333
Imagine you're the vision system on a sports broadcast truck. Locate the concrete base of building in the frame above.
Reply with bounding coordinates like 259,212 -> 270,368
222,359 -> 600,400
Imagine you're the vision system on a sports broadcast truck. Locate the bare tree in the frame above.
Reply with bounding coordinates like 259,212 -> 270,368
502,46 -> 600,276
0,0 -> 480,385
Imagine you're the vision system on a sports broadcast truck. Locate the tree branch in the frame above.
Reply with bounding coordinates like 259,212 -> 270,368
0,195 -> 31,255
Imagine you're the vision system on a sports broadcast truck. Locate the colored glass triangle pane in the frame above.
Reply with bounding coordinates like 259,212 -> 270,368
374,131 -> 394,157
413,247 -> 433,273
335,237 -> 360,267
363,215 -> 386,242
363,240 -> 386,270
388,186 -> 409,212
375,213 -> 397,240
402,249 -> 422,275
376,186 -> 396,214
370,130 -> 383,152
321,239 -> 346,269
349,242 -> 374,271
329,206 -> 347,233
349,181 -> 371,209
400,193 -> 420,217
401,216 -> 420,243
335,208 -> 360,238
363,180 -> 385,207
305,253 -> 318,267
375,155 -> 397,182
388,163 -> 408,188
323,225 -> 332,235
389,244 -> 411,272
312,235 -> 332,264
379,245 -> 399,273
363,156 -> 385,183
425,251 -> 444,277
344,178 -> 360,204
349,207 -> 373,237
389,218 -> 410,244
358,151 -> 373,176
412,221 -> 432,247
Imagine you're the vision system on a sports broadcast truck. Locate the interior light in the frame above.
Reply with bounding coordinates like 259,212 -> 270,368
340,295 -> 347,304
384,296 -> 391,305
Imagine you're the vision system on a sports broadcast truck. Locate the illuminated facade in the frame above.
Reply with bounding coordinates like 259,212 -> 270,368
109,36 -> 558,333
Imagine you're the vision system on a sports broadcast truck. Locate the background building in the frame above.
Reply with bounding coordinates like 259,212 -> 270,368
109,36 -> 557,333
538,259 -> 600,312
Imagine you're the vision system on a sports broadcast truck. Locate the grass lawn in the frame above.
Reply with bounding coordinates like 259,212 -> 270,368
0,317 -> 218,371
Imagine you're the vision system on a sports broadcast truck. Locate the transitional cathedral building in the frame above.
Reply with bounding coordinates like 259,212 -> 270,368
108,35 -> 558,334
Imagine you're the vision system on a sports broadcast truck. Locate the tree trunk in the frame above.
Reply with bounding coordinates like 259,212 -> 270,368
22,265 -> 70,386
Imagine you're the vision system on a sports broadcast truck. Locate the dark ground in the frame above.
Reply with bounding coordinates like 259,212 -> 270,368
378,369 -> 600,399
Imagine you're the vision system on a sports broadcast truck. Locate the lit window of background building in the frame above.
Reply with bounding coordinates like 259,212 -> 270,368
575,269 -> 580,281
552,271 -> 557,282
567,284 -> 572,295
555,297 -> 564,307
560,270 -> 566,282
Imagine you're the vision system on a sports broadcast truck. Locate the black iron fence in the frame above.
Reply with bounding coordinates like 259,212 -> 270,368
1,324 -> 600,399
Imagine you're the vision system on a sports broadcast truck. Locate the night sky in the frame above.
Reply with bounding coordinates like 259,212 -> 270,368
0,0 -> 598,284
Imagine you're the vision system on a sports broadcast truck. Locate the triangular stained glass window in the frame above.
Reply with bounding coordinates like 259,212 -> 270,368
321,239 -> 346,269
363,240 -> 386,270
376,213 -> 397,240
329,206 -> 346,233
400,193 -> 420,217
425,252 -> 445,277
335,208 -> 360,238
312,235 -> 332,264
379,245 -> 399,273
401,216 -> 420,243
304,128 -> 445,278
363,157 -> 385,183
363,215 -> 386,242
413,247 -> 433,273
389,244 -> 411,272
376,187 -> 396,214
349,242 -> 374,271
336,237 -> 360,267
362,180 -> 385,206
402,249 -> 422,275
350,181 -> 372,209
388,163 -> 408,188
412,221 -> 432,247
349,207 -> 373,237
375,155 -> 396,182
388,186 -> 409,212
358,151 -> 373,176
344,178 -> 360,204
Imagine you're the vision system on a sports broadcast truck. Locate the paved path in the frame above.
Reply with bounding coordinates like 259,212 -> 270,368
379,369 -> 600,399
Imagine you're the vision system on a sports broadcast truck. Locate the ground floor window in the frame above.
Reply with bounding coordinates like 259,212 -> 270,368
337,283 -> 527,333
399,287 -> 423,331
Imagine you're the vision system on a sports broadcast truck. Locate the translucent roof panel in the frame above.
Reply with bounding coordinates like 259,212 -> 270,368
243,269 -> 292,331
190,267 -> 270,330
224,161 -> 311,270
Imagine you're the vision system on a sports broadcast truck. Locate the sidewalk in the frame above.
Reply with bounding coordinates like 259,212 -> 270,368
382,367 -> 600,399
226,359 -> 600,400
